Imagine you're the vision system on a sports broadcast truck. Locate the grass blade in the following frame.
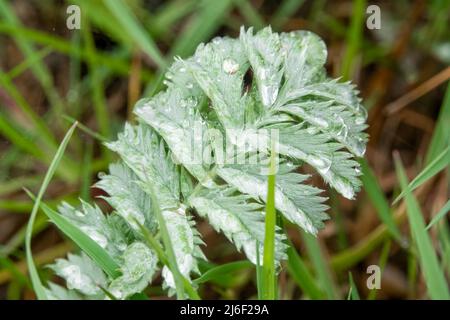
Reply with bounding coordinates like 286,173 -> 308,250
302,232 -> 338,299
426,83 -> 450,164
347,272 -> 360,300
340,0 -> 366,81
262,142 -> 277,300
103,0 -> 166,68
427,199 -> 450,230
144,183 -> 190,299
169,0 -> 234,58
271,0 -> 305,30
0,1 -> 64,116
81,20 -> 111,141
136,219 -> 200,300
25,192 -> 121,279
286,241 -> 324,299
360,159 -> 402,241
367,240 -> 391,300
194,261 -> 253,285
393,146 -> 450,204
394,153 -> 450,299
0,23 -> 153,81
234,0 -> 265,30
25,122 -> 77,300
438,221 -> 450,274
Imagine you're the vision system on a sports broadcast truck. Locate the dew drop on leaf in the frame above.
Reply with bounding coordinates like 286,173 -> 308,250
355,104 -> 368,125
332,116 -> 348,140
354,137 -> 367,157
222,58 -> 240,74
334,178 -> 355,199
308,154 -> 332,175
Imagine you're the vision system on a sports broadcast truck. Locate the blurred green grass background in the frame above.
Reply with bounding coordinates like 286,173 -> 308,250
0,0 -> 449,299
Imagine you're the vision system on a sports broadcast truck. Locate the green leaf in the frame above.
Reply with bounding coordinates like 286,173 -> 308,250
394,154 -> 450,299
193,260 -> 253,285
427,199 -> 450,230
217,163 -> 328,235
39,26 -> 368,300
393,146 -> 450,204
189,188 -> 287,264
302,232 -> 338,299
262,144 -> 277,300
25,121 -> 78,300
108,242 -> 158,300
103,0 -> 166,68
426,83 -> 450,164
360,159 -> 402,241
160,208 -> 205,295
45,282 -> 83,300
58,201 -> 128,260
347,272 -> 360,300
30,198 -> 121,279
96,162 -> 156,232
106,123 -> 181,209
134,93 -> 213,186
286,241 -> 324,299
48,252 -> 107,298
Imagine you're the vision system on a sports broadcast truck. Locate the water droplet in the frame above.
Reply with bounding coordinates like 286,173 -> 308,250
222,58 -> 239,74
313,116 -> 329,128
181,96 -> 198,109
306,126 -> 320,135
354,166 -> 361,174
260,84 -> 278,107
186,82 -> 194,89
258,68 -> 268,81
334,179 -> 354,199
308,154 -> 332,175
355,105 -> 367,125
166,73 -> 173,80
179,67 -> 186,73
358,104 -> 368,118
109,288 -> 123,300
353,137 -> 366,157
163,80 -> 170,86
332,116 -> 348,140
355,115 -> 365,125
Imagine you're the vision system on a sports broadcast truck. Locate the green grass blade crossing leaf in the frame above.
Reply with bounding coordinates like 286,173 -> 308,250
25,122 -> 78,300
262,141 -> 278,300
28,196 -> 121,279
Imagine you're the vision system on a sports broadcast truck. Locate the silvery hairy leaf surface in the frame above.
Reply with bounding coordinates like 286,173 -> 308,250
47,26 -> 368,299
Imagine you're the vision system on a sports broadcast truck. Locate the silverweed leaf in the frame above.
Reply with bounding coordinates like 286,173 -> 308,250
46,26 -> 367,299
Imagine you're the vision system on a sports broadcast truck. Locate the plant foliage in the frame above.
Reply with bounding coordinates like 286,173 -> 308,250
44,27 -> 367,299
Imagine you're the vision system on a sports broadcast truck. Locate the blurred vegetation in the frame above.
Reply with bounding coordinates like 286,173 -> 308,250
0,0 -> 449,299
